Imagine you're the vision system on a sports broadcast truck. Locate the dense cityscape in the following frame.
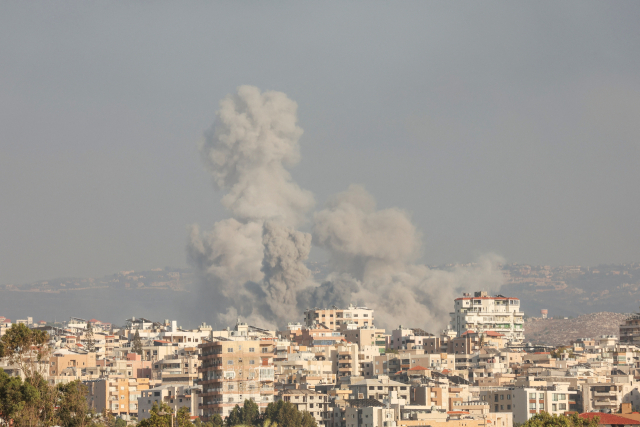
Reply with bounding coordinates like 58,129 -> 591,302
3,290 -> 640,427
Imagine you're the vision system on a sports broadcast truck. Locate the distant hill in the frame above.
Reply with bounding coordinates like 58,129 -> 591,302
524,312 -> 631,346
1,262 -> 639,330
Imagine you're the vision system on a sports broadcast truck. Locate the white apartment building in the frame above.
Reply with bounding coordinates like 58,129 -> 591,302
138,384 -> 201,420
449,291 -> 524,343
304,304 -> 374,330
480,384 -> 577,424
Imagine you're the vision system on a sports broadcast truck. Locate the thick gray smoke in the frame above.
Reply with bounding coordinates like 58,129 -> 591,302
188,86 -> 314,328
189,85 -> 504,332
312,185 -> 504,330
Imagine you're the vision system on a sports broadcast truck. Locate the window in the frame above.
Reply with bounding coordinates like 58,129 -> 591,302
507,395 -> 511,400
495,395 -> 499,402
500,395 -> 504,400
249,348 -> 255,352
507,405 -> 511,410
553,393 -> 558,402
500,405 -> 503,410
250,360 -> 255,365
529,403 -> 536,409
495,405 -> 499,412
552,404 -> 557,411
539,393 -> 544,399
559,403 -> 567,411
529,393 -> 536,399
227,348 -> 234,352
227,360 -> 233,365
540,403 -> 544,410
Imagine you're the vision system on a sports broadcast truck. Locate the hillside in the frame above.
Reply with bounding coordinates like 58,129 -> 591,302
524,312 -> 631,346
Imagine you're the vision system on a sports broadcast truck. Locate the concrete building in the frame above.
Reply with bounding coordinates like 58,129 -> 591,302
449,291 -> 524,343
138,384 -> 201,420
199,339 -> 275,420
480,384 -> 577,424
348,377 -> 410,402
278,389 -> 331,426
85,377 -> 150,420
304,304 -> 374,330
620,312 -> 640,345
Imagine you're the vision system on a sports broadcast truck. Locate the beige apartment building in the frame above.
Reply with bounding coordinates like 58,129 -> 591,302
49,348 -> 96,377
279,389 -> 331,426
85,376 -> 150,419
199,339 -> 275,420
139,384 -> 201,420
304,304 -> 374,330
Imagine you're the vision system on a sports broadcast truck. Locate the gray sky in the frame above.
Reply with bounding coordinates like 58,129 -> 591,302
1,2 -> 639,286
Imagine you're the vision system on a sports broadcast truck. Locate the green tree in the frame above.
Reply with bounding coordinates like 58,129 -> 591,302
262,400 -> 316,427
226,405 -> 243,427
177,407 -> 193,427
0,323 -> 50,384
138,401 -> 173,427
241,399 -> 260,426
522,412 -> 599,427
132,329 -> 143,356
57,380 -> 91,427
210,413 -> 224,427
86,322 -> 96,353
0,369 -> 59,427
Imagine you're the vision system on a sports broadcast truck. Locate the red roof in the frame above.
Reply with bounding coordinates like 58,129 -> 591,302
409,365 -> 429,371
579,413 -> 640,425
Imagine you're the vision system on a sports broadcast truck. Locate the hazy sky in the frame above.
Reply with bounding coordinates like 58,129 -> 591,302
1,2 -> 639,286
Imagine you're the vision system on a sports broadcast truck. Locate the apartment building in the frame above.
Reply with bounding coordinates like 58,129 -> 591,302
449,291 -> 524,343
199,339 -> 275,420
349,378 -> 410,402
480,384 -> 576,424
304,304 -> 374,330
49,348 -> 96,378
152,347 -> 200,382
344,402 -> 396,427
620,312 -> 640,345
138,384 -> 201,420
582,380 -> 640,413
279,389 -> 331,426
85,376 -> 150,420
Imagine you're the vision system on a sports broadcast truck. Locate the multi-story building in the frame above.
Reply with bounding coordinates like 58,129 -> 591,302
449,291 -> 524,343
620,311 -> 640,345
304,304 -> 374,330
84,376 -> 150,420
278,389 -> 331,427
199,339 -> 275,420
348,378 -> 410,402
480,384 -> 577,424
138,384 -> 201,420
49,348 -> 96,378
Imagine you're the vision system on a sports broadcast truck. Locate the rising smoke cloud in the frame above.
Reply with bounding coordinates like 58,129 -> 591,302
188,85 -> 504,332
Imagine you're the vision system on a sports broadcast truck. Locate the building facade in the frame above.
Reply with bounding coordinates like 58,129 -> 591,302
199,339 -> 275,420
304,304 -> 374,330
449,291 -> 524,343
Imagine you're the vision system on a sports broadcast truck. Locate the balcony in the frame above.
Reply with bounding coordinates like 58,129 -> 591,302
594,400 -> 617,407
593,391 -> 616,397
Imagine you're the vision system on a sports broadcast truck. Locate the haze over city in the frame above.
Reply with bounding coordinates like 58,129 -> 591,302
2,2 -> 640,292
4,4 -> 640,427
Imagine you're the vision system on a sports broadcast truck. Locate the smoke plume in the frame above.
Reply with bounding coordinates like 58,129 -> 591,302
189,85 -> 504,332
